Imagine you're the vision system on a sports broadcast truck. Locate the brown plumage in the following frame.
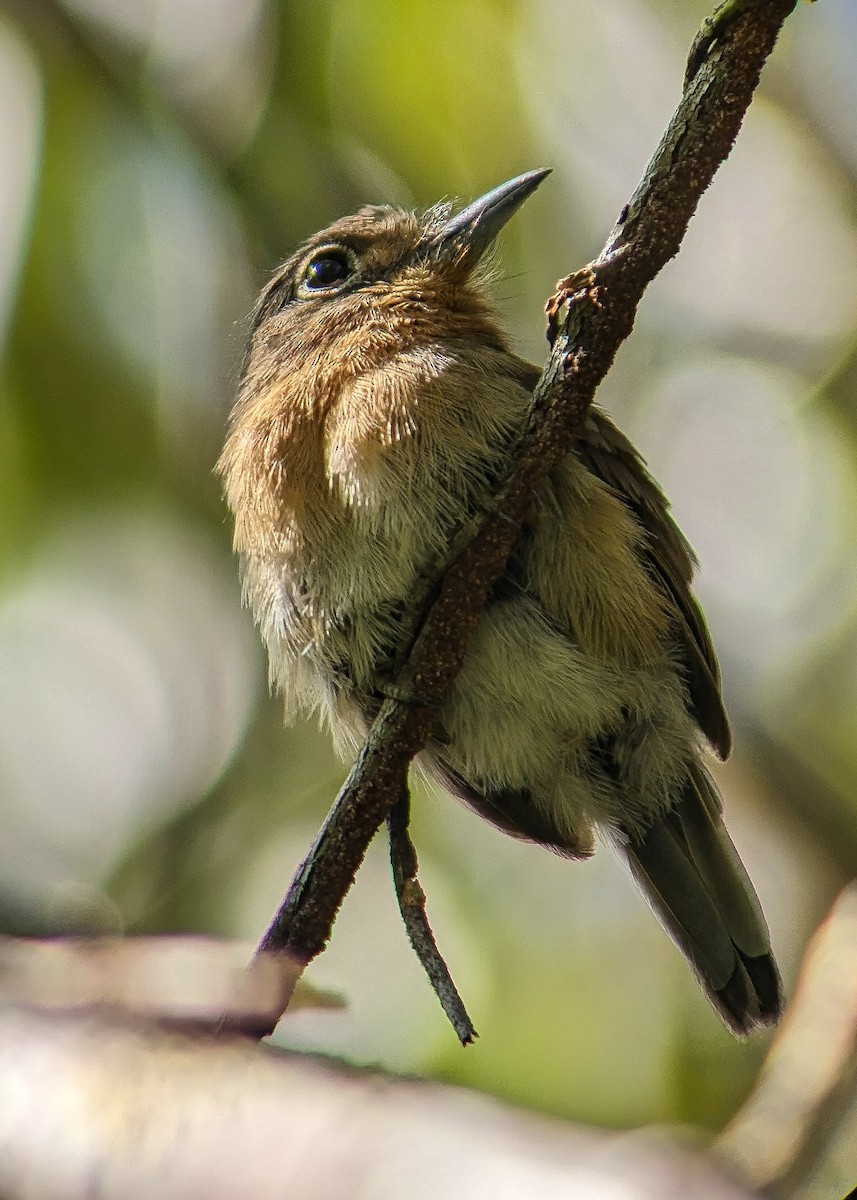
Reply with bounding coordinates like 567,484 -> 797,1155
218,171 -> 781,1035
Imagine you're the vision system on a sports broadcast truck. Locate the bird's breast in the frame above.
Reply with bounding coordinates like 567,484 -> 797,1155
223,335 -> 672,706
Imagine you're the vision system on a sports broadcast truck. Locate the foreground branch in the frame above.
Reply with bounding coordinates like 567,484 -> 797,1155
0,1005 -> 755,1200
1,881 -> 854,1199
253,0 -> 799,1036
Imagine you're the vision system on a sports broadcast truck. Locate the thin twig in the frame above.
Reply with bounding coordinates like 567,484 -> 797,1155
251,0 -> 800,1036
387,790 -> 477,1046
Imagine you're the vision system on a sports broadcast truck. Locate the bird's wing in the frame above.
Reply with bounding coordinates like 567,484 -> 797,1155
420,750 -> 595,859
575,405 -> 731,759
508,357 -> 730,758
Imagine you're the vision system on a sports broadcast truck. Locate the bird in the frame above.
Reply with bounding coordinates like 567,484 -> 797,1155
218,169 -> 782,1035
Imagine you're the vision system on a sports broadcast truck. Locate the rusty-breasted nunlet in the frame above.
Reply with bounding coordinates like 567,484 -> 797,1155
218,170 -> 781,1034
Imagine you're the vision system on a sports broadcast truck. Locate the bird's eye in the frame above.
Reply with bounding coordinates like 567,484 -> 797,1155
300,247 -> 356,294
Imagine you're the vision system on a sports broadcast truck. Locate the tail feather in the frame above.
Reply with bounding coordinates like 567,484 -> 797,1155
682,762 -> 769,959
623,766 -> 782,1035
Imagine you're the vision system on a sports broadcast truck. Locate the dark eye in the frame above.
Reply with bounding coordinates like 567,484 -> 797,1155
301,248 -> 355,292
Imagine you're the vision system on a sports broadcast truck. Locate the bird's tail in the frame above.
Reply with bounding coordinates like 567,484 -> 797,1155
622,762 -> 782,1034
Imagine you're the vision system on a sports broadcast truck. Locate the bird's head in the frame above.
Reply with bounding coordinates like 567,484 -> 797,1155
220,171 -> 549,548
246,169 -> 549,377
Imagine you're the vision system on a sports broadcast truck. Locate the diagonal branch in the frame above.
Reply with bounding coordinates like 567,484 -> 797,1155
252,0 -> 801,1035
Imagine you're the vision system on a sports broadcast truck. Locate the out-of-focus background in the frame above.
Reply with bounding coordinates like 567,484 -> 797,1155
0,0 -> 855,1191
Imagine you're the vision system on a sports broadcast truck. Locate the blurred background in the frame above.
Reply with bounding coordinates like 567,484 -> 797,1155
0,0 -> 855,1193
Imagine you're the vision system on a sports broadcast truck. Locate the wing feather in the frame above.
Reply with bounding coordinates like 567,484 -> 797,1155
575,407 -> 731,758
508,357 -> 730,757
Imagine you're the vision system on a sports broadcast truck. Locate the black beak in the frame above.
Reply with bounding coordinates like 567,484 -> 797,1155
434,168 -> 551,267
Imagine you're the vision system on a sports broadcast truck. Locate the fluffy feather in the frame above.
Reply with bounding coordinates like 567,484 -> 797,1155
218,194 -> 781,1033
